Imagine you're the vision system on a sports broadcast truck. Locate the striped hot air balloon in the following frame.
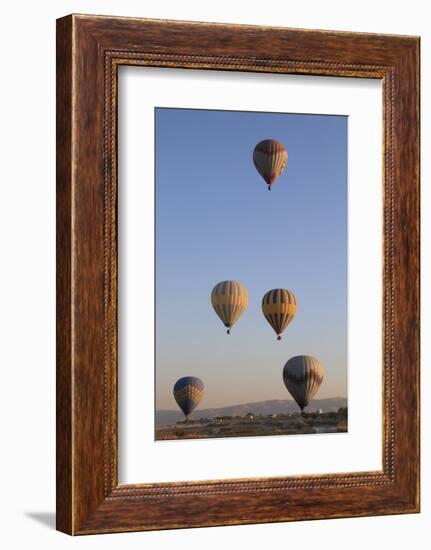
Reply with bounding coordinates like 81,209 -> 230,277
282,356 -> 324,412
173,376 -> 204,420
253,139 -> 288,190
262,288 -> 297,340
211,280 -> 248,334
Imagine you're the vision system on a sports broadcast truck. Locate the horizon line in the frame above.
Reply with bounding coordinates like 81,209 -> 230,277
157,396 -> 347,412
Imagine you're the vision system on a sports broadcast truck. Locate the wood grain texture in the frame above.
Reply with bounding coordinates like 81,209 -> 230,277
56,15 -> 73,534
56,14 -> 420,535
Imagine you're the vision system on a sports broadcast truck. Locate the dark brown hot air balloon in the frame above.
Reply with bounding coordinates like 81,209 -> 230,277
253,139 -> 288,190
282,356 -> 324,412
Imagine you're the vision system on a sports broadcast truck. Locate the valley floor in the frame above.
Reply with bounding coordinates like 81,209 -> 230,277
155,410 -> 348,440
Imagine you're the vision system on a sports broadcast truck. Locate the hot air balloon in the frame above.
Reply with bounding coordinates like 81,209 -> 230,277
282,356 -> 324,412
211,280 -> 248,334
173,376 -> 204,420
262,288 -> 297,340
253,139 -> 288,190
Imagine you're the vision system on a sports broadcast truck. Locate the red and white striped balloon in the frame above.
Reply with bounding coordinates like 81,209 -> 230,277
253,139 -> 288,190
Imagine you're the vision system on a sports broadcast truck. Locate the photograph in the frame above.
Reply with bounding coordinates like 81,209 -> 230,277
154,107 -> 348,440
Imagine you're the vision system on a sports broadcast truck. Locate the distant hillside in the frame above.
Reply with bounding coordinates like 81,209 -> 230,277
156,398 -> 347,426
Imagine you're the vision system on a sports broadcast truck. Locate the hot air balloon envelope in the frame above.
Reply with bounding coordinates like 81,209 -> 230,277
173,376 -> 204,419
211,280 -> 248,334
253,139 -> 288,190
283,356 -> 323,411
262,288 -> 297,340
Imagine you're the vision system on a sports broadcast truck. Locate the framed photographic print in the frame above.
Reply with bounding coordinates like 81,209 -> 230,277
151,106 -> 348,443
56,14 -> 420,534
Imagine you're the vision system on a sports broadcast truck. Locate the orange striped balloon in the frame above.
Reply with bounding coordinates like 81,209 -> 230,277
211,280 -> 248,334
253,139 -> 288,190
262,288 -> 297,340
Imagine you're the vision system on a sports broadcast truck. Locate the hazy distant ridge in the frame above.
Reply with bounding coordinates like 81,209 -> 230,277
156,398 -> 347,426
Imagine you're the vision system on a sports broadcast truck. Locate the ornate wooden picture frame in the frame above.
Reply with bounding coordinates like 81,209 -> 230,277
56,14 -> 420,534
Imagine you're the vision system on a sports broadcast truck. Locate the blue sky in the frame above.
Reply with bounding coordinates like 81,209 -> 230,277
155,108 -> 347,409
